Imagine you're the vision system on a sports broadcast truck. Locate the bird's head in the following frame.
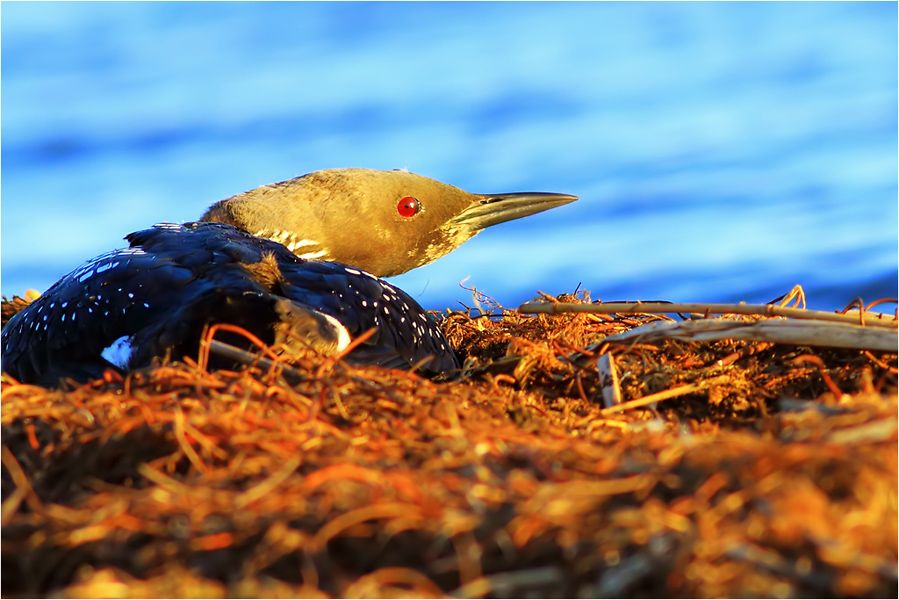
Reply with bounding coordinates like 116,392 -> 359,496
201,168 -> 577,277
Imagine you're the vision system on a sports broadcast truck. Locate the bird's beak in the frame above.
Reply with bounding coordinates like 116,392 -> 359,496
450,192 -> 578,231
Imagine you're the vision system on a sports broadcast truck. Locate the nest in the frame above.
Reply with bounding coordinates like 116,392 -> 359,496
1,290 -> 896,598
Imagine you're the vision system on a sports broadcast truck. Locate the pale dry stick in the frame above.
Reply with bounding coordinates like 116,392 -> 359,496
596,352 -> 622,407
518,301 -> 898,329
598,376 -> 730,416
603,318 -> 898,352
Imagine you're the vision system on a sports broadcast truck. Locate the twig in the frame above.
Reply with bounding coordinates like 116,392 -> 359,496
597,352 -> 622,407
518,301 -> 898,329
601,318 -> 898,352
198,322 -> 279,372
792,354 -> 844,398
208,340 -> 307,383
599,381 -> 706,415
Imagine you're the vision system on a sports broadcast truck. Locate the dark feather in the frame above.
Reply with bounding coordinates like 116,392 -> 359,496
2,222 -> 459,385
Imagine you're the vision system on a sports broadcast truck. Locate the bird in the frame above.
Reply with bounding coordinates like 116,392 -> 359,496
1,169 -> 577,386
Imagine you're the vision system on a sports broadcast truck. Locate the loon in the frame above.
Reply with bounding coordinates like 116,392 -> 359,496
1,169 -> 576,386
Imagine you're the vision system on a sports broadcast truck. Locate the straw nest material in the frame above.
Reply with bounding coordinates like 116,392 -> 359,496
1,289 -> 896,598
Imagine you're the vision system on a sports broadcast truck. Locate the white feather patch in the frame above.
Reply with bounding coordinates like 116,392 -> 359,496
296,249 -> 329,260
320,314 -> 351,352
287,238 -> 320,249
100,335 -> 134,369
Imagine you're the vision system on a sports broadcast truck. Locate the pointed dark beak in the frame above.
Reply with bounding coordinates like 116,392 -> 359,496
450,192 -> 578,231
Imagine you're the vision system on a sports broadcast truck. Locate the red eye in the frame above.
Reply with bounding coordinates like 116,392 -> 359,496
396,196 -> 420,218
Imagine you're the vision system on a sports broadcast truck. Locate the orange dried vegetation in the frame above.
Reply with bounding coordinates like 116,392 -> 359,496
1,290 -> 896,598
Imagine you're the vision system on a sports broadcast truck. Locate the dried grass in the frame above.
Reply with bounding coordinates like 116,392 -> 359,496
1,289 -> 896,598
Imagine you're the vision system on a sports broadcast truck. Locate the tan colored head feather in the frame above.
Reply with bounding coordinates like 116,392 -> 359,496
202,168 -> 576,277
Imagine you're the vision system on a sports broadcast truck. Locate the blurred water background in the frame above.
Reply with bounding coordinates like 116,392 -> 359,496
2,1 -> 897,312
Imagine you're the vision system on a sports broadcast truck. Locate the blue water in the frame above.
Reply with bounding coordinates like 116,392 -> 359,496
2,2 -> 897,312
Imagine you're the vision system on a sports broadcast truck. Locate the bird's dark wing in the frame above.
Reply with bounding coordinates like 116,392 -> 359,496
275,260 -> 460,373
1,223 -> 280,385
2,221 -> 458,384
147,223 -> 460,373
1,246 -> 198,384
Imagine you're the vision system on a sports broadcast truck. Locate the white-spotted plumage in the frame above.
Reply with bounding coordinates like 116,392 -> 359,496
2,222 -> 458,385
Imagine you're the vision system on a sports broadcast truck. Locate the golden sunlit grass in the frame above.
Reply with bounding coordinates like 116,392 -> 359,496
1,288 -> 896,598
